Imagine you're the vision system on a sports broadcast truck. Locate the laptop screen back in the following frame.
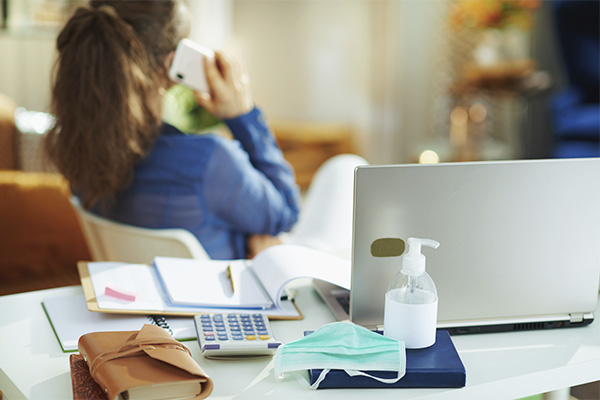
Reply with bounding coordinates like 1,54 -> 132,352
349,158 -> 600,329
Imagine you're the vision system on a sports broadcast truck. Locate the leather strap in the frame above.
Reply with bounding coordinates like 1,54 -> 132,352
88,337 -> 191,379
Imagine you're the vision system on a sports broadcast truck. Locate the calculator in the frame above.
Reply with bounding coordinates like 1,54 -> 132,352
193,313 -> 282,358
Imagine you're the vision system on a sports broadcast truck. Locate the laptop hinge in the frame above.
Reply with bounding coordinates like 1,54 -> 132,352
569,313 -> 584,323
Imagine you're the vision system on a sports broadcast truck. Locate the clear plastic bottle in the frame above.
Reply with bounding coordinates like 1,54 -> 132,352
384,237 -> 440,349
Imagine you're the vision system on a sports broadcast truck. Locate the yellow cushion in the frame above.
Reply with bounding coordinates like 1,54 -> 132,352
0,93 -> 17,170
0,171 -> 91,295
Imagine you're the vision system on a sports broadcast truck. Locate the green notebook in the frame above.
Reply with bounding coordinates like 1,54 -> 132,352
42,294 -> 195,352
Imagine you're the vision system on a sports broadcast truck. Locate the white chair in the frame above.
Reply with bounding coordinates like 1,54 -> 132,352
288,154 -> 368,260
70,197 -> 210,264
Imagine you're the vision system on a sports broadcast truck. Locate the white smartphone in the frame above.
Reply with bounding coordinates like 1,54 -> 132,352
169,38 -> 215,92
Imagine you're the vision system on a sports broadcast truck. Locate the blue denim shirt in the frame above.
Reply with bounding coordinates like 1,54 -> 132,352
91,107 -> 301,260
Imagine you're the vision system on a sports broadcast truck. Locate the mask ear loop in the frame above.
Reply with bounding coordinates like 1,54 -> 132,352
309,368 -> 331,390
345,369 -> 406,384
309,368 -> 405,390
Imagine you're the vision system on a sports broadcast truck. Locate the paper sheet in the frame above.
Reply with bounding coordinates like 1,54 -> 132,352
152,245 -> 350,312
154,257 -> 272,309
250,244 -> 351,310
42,294 -> 196,351
85,262 -> 300,317
89,262 -> 167,311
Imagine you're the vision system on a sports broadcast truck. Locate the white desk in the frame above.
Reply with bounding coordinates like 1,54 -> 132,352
1,283 -> 599,400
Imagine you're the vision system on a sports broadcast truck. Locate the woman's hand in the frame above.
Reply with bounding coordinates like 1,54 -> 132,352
193,52 -> 253,119
247,234 -> 283,259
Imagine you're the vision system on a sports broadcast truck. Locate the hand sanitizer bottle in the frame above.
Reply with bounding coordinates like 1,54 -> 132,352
384,237 -> 440,349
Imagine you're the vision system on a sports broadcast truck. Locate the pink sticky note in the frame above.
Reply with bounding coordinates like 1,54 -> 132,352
105,285 -> 137,302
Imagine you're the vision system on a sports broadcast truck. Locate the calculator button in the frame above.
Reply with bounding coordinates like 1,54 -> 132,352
195,313 -> 281,358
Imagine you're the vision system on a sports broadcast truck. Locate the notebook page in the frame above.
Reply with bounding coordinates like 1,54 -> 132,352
154,257 -> 272,309
85,261 -> 300,317
42,295 -> 195,352
250,244 -> 351,310
89,262 -> 168,311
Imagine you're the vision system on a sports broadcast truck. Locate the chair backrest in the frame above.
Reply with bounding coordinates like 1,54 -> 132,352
70,197 -> 210,264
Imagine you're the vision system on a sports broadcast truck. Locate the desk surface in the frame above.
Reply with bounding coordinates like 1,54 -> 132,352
1,282 -> 599,400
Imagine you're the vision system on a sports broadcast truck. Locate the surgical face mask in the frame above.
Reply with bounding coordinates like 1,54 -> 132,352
274,321 -> 406,389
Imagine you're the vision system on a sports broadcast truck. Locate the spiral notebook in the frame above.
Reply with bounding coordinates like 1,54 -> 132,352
42,294 -> 196,352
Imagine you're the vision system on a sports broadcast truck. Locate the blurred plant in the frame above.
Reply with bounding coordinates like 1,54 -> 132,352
163,84 -> 221,134
449,0 -> 541,31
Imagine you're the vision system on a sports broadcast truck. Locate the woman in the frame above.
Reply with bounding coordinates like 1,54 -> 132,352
45,0 -> 301,260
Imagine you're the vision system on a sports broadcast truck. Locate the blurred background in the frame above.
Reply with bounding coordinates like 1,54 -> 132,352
0,4 -> 598,398
0,0 -> 598,189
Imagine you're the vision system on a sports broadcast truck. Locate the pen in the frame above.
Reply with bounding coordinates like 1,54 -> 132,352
226,265 -> 235,293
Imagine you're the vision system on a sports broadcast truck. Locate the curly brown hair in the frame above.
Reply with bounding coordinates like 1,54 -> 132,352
44,0 -> 189,208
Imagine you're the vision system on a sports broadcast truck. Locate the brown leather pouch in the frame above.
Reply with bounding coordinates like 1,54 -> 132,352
78,324 -> 213,400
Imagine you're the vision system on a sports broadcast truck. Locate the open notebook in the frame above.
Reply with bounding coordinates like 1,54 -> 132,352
79,244 -> 350,319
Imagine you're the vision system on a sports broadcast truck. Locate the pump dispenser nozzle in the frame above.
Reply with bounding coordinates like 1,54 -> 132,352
402,237 -> 440,276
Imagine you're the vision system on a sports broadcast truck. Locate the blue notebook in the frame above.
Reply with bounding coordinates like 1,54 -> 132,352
308,330 -> 466,389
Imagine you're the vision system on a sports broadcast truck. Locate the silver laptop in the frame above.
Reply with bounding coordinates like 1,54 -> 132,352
315,158 -> 600,334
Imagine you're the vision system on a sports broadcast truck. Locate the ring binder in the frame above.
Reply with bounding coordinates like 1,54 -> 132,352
149,315 -> 174,336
